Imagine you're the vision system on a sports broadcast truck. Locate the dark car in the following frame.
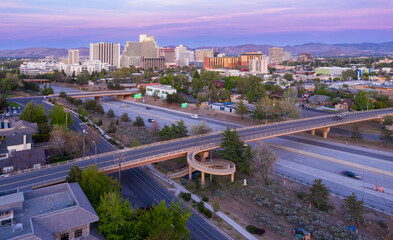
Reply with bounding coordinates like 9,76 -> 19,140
292,228 -> 311,240
148,118 -> 156,123
340,171 -> 362,179
145,107 -> 151,110
334,115 -> 343,121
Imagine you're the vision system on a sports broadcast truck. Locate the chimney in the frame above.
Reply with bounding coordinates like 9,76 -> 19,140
23,135 -> 27,150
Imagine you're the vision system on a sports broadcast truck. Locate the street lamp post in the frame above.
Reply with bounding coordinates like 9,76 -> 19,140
82,129 -> 86,157
210,143 -> 213,183
92,140 -> 97,164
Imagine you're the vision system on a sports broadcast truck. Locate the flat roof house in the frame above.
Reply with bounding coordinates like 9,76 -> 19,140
0,183 -> 99,240
145,84 -> 177,99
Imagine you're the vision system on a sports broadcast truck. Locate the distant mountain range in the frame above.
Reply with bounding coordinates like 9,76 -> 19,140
1,42 -> 393,58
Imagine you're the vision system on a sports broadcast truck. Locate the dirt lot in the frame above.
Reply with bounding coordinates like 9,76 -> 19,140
164,164 -> 393,240
5,90 -> 37,98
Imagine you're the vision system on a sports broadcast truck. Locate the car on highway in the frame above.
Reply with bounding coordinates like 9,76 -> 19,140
148,118 -> 156,123
340,171 -> 362,179
334,114 -> 343,121
190,114 -> 199,119
145,107 -> 152,110
292,228 -> 311,240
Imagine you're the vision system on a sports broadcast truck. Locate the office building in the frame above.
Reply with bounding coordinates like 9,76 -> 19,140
249,58 -> 268,74
195,49 -> 214,61
269,47 -> 284,64
141,57 -> 166,70
314,67 -> 352,76
89,42 -> 121,68
283,52 -> 292,61
68,49 -> 79,65
159,48 -> 175,63
121,34 -> 159,67
175,45 -> 188,61
122,56 -> 142,68
240,51 -> 263,67
0,183 -> 99,240
204,56 -> 241,69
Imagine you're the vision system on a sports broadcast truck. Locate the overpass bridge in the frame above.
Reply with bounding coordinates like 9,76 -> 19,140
1,108 -> 392,190
53,90 -> 135,102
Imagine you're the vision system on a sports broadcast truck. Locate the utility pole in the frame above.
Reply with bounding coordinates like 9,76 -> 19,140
210,143 -> 213,183
93,140 -> 97,164
65,109 -> 68,130
82,129 -> 86,157
116,154 -> 125,192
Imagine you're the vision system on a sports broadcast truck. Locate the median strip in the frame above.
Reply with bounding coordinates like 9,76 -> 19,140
266,143 -> 393,178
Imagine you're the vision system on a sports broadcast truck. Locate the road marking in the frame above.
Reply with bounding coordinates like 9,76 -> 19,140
267,143 -> 393,178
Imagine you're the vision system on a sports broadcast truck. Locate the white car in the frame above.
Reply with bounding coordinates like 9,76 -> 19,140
190,114 -> 199,119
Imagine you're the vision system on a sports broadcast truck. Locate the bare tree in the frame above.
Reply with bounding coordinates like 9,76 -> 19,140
189,121 -> 212,135
252,144 -> 278,184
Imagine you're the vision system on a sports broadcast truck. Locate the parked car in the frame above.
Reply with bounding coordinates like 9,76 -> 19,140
148,118 -> 156,123
13,110 -> 18,114
340,171 -> 362,179
145,107 -> 152,110
292,228 -> 311,240
190,114 -> 199,119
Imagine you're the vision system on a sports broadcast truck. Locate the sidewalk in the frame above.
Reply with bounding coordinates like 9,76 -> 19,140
146,164 -> 258,240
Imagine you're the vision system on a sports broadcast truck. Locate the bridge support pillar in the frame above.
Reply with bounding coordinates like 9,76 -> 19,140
189,165 -> 193,180
94,96 -> 101,103
198,151 -> 209,162
201,171 -> 205,186
321,127 -> 330,139
375,118 -> 384,124
124,95 -> 132,101
117,95 -> 125,100
311,129 -> 315,135
231,173 -> 234,183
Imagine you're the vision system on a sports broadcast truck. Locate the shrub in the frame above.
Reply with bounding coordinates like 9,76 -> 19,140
377,220 -> 388,229
179,192 -> 191,202
197,201 -> 212,218
214,189 -> 226,199
97,119 -> 103,126
297,191 -> 307,200
246,225 -> 265,236
202,195 -> 209,202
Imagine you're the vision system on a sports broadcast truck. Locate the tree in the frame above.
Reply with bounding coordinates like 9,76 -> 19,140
130,139 -> 141,147
250,101 -> 265,121
77,105 -> 88,117
133,115 -> 145,127
277,98 -> 300,119
383,115 -> 393,126
159,120 -> 188,140
245,91 -> 255,103
50,104 -> 73,127
20,101 -> 50,134
212,197 -> 220,218
42,85 -> 54,95
84,99 -> 98,112
78,165 -> 120,208
354,91 -> 373,111
107,109 -> 115,118
219,126 -> 245,164
107,121 -> 117,133
120,112 -> 131,124
191,77 -> 205,94
251,144 -> 278,185
344,193 -> 365,228
0,94 -> 8,113
351,125 -> 363,143
283,73 -> 293,81
189,121 -> 212,135
96,191 -> 133,239
0,73 -> 19,91
380,126 -> 392,146
59,91 -> 67,98
96,103 -> 105,115
341,69 -> 357,80
50,125 -> 81,156
309,179 -> 330,210
66,165 -> 82,183
235,101 -> 248,119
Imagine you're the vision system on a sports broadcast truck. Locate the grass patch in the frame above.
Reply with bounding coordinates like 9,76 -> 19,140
7,102 -> 24,108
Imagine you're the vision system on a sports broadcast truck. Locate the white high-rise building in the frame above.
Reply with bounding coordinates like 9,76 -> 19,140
269,47 -> 284,64
175,45 -> 188,61
68,49 -> 79,65
249,58 -> 268,74
283,52 -> 292,61
121,34 -> 158,67
175,45 -> 194,66
89,42 -> 121,68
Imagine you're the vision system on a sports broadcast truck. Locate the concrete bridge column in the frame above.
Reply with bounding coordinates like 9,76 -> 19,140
198,151 -> 209,163
117,95 -> 125,100
189,165 -> 193,180
311,129 -> 315,135
231,173 -> 234,183
321,127 -> 330,139
375,118 -> 384,124
124,95 -> 132,101
94,96 -> 101,103
201,171 -> 205,186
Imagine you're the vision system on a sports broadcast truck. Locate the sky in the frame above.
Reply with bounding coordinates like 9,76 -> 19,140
1,0 -> 393,49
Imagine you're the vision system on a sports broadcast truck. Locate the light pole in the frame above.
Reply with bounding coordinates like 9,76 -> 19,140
92,140 -> 97,164
210,143 -> 213,183
82,129 -> 86,157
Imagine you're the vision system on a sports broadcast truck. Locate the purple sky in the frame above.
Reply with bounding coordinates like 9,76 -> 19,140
1,0 -> 393,50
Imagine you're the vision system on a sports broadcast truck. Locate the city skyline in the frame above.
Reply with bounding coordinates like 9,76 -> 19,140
1,0 -> 393,50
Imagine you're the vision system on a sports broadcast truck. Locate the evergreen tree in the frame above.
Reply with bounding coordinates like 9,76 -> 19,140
120,112 -> 131,124
309,179 -> 330,210
133,115 -> 145,127
107,109 -> 115,118
344,193 -> 365,228
219,126 -> 245,164
235,101 -> 249,119
66,165 -> 82,183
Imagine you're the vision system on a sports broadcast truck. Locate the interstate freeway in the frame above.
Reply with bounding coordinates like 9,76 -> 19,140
1,107 -> 392,192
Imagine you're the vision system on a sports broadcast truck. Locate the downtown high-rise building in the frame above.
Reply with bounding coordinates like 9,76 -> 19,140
283,51 -> 292,61
89,42 -> 121,68
195,49 -> 214,61
175,45 -> 194,66
249,58 -> 268,74
269,47 -> 284,64
68,49 -> 79,65
121,34 -> 158,67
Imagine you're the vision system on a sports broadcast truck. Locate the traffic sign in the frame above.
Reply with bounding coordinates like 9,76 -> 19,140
134,93 -> 142,99
181,103 -> 187,108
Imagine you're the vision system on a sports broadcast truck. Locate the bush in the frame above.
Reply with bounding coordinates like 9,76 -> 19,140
377,220 -> 388,229
32,133 -> 50,143
297,191 -> 306,200
246,225 -> 265,236
197,201 -> 212,218
97,119 -> 103,126
202,195 -> 209,202
179,192 -> 191,202
214,189 -> 226,199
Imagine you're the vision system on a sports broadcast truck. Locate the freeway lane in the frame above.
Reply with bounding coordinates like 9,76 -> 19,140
1,108 -> 392,192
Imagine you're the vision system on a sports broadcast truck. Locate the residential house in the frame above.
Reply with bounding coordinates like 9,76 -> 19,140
0,148 -> 46,174
308,95 -> 332,106
335,99 -> 355,111
145,84 -> 177,99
